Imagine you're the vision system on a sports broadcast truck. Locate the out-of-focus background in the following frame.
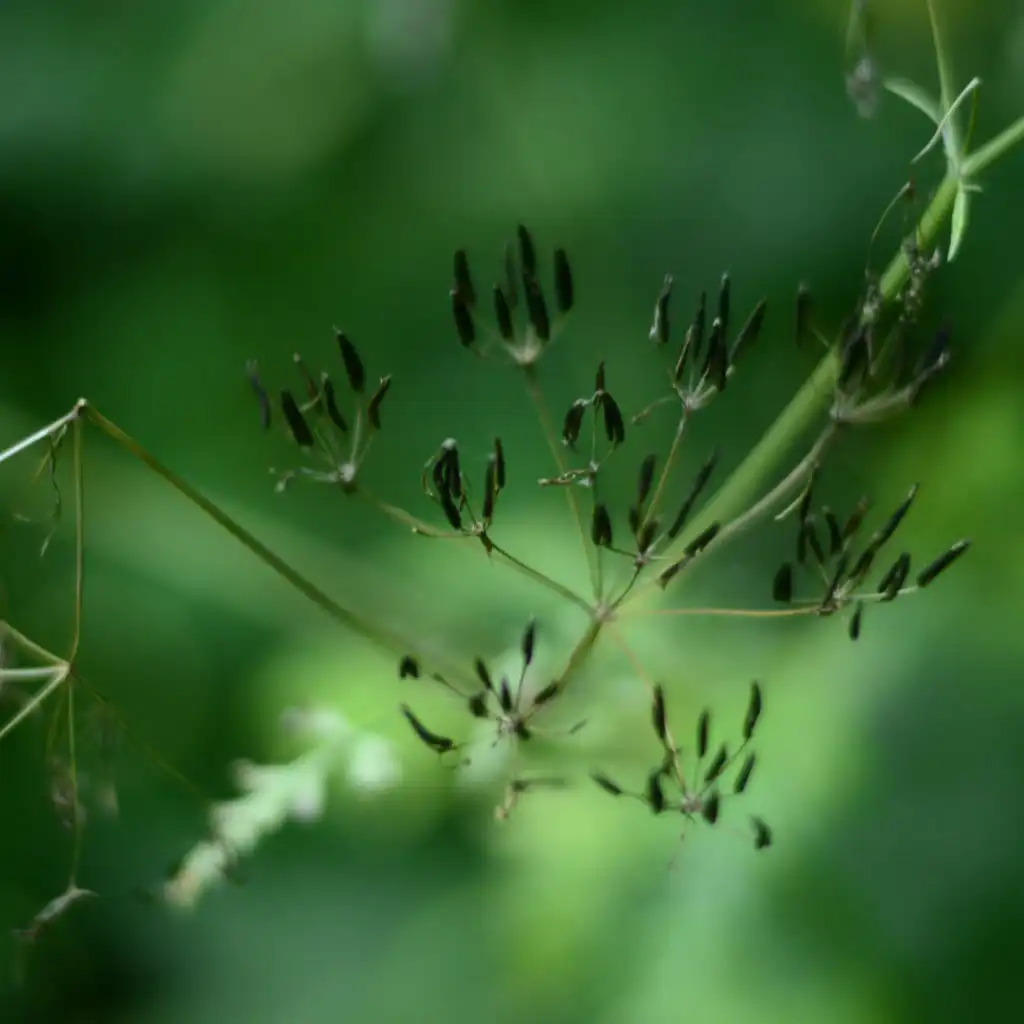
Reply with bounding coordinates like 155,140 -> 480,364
2,0 -> 1023,1021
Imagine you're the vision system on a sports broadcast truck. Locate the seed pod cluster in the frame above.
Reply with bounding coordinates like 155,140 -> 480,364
422,435 -> 509,535
591,680 -> 771,851
772,478 -> 971,639
245,332 -> 391,492
451,225 -> 575,367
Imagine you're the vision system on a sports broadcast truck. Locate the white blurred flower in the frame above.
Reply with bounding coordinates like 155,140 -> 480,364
346,734 -> 402,793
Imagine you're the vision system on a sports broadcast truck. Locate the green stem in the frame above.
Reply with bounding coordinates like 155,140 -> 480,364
963,113 -> 1024,178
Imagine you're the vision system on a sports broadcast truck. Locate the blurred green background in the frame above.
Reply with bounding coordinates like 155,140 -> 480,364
2,0 -> 1024,1021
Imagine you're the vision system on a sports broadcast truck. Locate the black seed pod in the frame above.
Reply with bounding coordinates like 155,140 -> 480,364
592,773 -> 624,796
917,539 -> 970,587
246,361 -> 271,430
734,752 -> 756,794
702,791 -> 721,825
878,552 -> 911,601
717,273 -> 731,341
602,394 -> 626,446
401,705 -> 455,753
823,507 -> 843,555
562,399 -> 587,448
636,454 -> 657,509
453,249 -> 476,306
524,275 -> 550,342
636,518 -> 659,554
367,375 -> 392,430
398,655 -> 420,679
842,497 -> 870,541
281,390 -> 314,447
591,504 -> 613,548
697,709 -> 710,758
498,676 -> 513,714
474,658 -> 494,692
521,619 -> 537,668
482,457 -> 498,522
293,353 -> 320,405
468,693 -> 489,718
704,744 -> 729,784
703,317 -> 728,391
802,519 -> 826,567
553,248 -> 574,313
322,375 -> 349,433
439,489 -> 462,530
452,289 -> 476,347
684,521 -> 720,557
335,331 -> 367,393
743,681 -> 763,740
493,285 -> 514,341
646,770 -> 666,814
595,360 -> 606,393
493,438 -> 507,490
848,602 -> 863,640
667,451 -> 718,539
752,816 -> 773,850
532,681 -> 560,706
650,274 -> 673,346
690,291 -> 707,361
872,485 -> 918,550
502,240 -> 519,307
773,563 -> 793,603
730,298 -> 768,364
517,224 -> 537,280
652,684 -> 668,744
796,283 -> 811,346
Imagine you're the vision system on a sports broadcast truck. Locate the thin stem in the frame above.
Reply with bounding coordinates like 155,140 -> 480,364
83,404 -> 475,689
66,672 -> 81,883
619,604 -> 818,621
643,415 -> 687,530
487,541 -> 594,615
0,668 -> 67,745
69,415 -> 84,663
524,367 -> 600,600
0,405 -> 81,468
963,113 -> 1024,178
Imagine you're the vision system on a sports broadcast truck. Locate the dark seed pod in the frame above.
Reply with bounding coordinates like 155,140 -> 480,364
684,521 -> 720,557
823,507 -> 843,555
401,705 -> 455,753
772,563 -> 793,603
439,489 -> 462,530
627,505 -> 641,536
690,291 -> 707,361
517,224 -> 537,280
729,298 -> 768,364
878,552 -> 911,601
498,676 -> 513,714
532,681 -> 560,706
849,545 -> 875,584
482,457 -> 498,522
702,791 -> 721,825
734,752 -> 756,794
493,438 -> 506,490
525,275 -> 550,342
281,390 -> 315,448
553,248 -> 574,313
848,602 -> 863,640
702,317 -> 728,391
453,249 -> 476,307
636,518 -> 659,554
697,709 -> 710,758
717,273 -> 731,341
842,497 -> 870,541
562,399 -> 587,448
646,770 -> 666,814
595,360 -> 606,393
797,471 -> 816,526
292,353 -> 320,405
917,539 -> 970,587
335,331 -> 367,393
468,693 -> 489,718
636,454 -> 657,509
650,274 -> 673,346
246,361 -> 271,430
592,772 -> 624,797
452,289 -> 476,347
823,552 -> 849,607
802,519 -> 825,567
752,816 -> 773,850
796,283 -> 811,346
493,286 -> 514,341
321,375 -> 349,433
474,658 -> 494,692
872,485 -> 918,550
743,681 -> 763,740
521,618 -> 537,668
838,324 -> 871,389
515,722 -> 533,742
367,375 -> 392,430
602,394 -> 626,446
652,684 -> 668,744
704,743 -> 729,784
398,655 -> 420,679
667,451 -> 718,539
591,504 -> 613,548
